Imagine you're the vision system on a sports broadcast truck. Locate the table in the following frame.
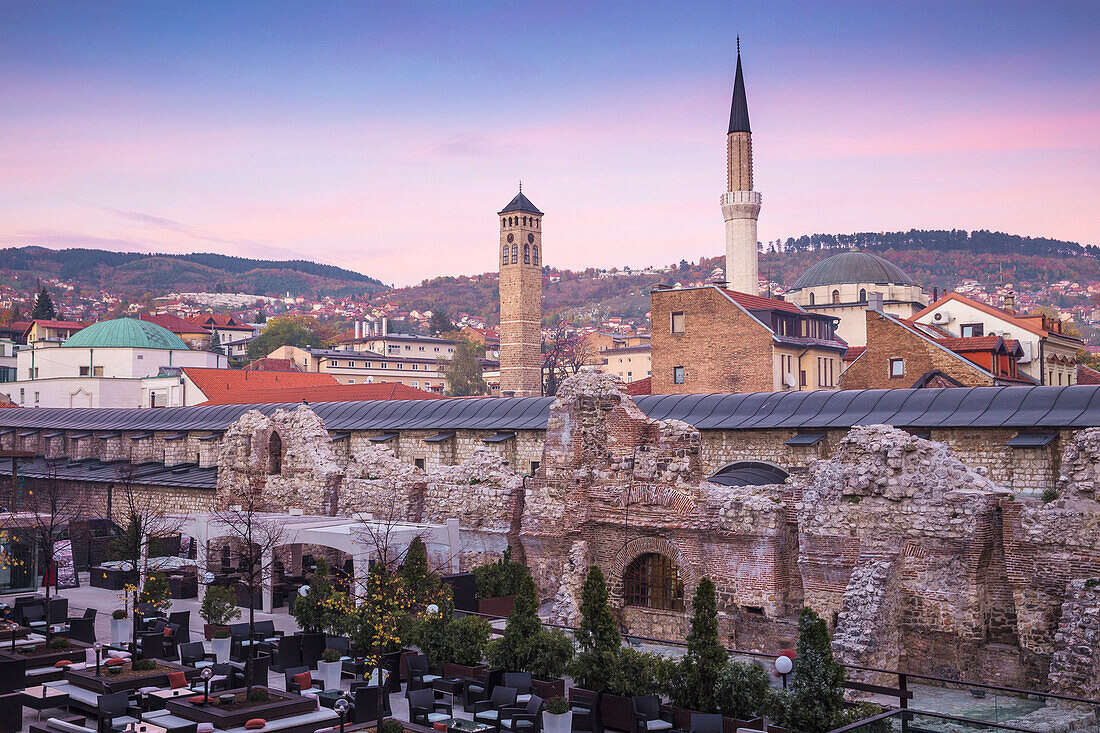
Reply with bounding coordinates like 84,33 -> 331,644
21,685 -> 69,722
112,724 -> 168,733
443,718 -> 494,733
146,688 -> 191,701
431,678 -> 464,707
316,690 -> 350,710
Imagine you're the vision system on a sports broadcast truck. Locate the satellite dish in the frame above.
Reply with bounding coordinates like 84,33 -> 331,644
775,655 -> 793,675
202,572 -> 215,585
298,585 -> 310,597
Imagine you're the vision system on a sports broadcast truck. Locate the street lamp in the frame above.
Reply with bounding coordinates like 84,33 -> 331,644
298,585 -> 310,598
774,655 -> 793,689
333,697 -> 350,733
201,666 -> 214,705
94,642 -> 102,676
426,604 -> 439,616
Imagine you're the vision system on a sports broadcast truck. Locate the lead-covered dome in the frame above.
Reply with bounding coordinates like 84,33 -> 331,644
792,251 -> 917,289
62,317 -> 189,350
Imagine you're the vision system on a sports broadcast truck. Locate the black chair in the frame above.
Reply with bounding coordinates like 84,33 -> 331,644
48,598 -> 68,625
324,636 -> 351,659
465,668 -> 504,708
230,653 -> 268,690
167,612 -> 191,644
284,665 -> 323,693
20,604 -> 46,632
688,714 -> 722,733
68,608 -> 96,624
251,620 -> 282,641
632,695 -> 672,733
504,672 -> 534,703
189,662 -> 231,693
66,618 -> 96,645
500,694 -> 544,733
352,682 -> 392,724
408,688 -> 452,728
300,632 -> 325,669
406,654 -> 443,694
0,690 -> 23,733
269,634 -> 303,673
97,692 -> 140,729
473,686 -> 518,731
570,689 -> 603,733
0,658 -> 26,694
179,641 -> 212,668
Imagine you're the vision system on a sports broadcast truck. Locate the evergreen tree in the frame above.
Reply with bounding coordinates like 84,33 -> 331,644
670,577 -> 727,712
31,287 -> 57,320
769,607 -> 848,733
567,565 -> 621,691
487,574 -> 541,671
429,307 -> 457,335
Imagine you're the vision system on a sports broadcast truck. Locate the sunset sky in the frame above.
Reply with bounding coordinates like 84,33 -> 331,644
2,1 -> 1097,286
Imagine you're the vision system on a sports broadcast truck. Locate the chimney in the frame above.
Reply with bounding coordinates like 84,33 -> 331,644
354,321 -> 360,339
1003,290 -> 1016,312
933,287 -> 939,301
868,292 -> 884,312
381,317 -> 387,336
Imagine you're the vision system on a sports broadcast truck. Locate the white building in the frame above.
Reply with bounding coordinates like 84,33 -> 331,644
1,317 -> 226,408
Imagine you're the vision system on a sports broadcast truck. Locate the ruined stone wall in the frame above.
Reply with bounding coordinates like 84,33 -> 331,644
1048,580 -> 1100,699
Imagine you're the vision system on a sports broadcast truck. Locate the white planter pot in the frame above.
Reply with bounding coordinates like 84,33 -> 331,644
110,618 -> 132,646
317,660 -> 343,691
212,637 -> 232,663
543,711 -> 572,733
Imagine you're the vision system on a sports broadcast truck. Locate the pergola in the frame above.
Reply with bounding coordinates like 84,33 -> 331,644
174,512 -> 461,613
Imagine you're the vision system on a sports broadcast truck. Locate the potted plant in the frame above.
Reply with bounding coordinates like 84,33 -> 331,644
472,546 -> 527,617
487,575 -> 574,699
442,613 -> 491,679
110,609 -> 131,646
317,648 -> 344,691
212,627 -> 233,663
200,585 -> 241,639
543,696 -> 572,733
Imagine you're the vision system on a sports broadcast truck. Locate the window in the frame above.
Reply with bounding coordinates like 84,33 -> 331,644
809,292 -> 815,305
412,381 -> 418,387
512,244 -> 518,264
530,461 -> 540,473
137,354 -> 143,360
92,366 -> 103,376
832,289 -> 840,304
348,361 -> 354,367
670,311 -> 685,334
532,246 -> 539,265
268,432 -> 282,474
502,246 -> 508,265
524,243 -> 530,263
79,366 -> 89,376
34,391 -> 39,404
961,323 -> 984,338
414,458 -> 425,470
673,366 -> 685,384
859,288 -> 867,302
623,554 -> 685,611
889,358 -> 905,378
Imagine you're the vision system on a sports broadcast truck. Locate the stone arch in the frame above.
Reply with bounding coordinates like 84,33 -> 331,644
268,431 -> 283,475
605,535 -> 698,605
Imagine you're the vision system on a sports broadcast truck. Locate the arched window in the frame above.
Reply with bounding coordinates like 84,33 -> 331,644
623,553 -> 685,611
532,245 -> 539,265
502,246 -> 509,265
832,289 -> 840,304
268,432 -> 282,475
523,216 -> 528,226
809,292 -> 815,305
511,244 -> 518,263
859,288 -> 867,302
524,243 -> 530,263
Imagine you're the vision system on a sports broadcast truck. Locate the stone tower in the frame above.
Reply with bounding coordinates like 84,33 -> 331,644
498,188 -> 544,397
722,41 -> 761,295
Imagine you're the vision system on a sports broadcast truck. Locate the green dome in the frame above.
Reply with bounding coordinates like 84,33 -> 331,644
61,318 -> 189,350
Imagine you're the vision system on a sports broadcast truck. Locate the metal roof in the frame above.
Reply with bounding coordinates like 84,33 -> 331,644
728,50 -> 751,134
791,251 -> 918,290
61,317 -> 189,351
0,458 -> 217,489
1,386 -> 1099,434
709,461 -> 788,487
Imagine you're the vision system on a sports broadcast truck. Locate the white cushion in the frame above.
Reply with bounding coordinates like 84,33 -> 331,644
139,686 -> 161,694
427,713 -> 450,723
422,674 -> 441,683
197,724 -> 215,733
502,720 -> 534,730
195,661 -> 213,668
46,719 -> 95,733
108,651 -> 132,659
476,711 -> 499,721
646,721 -> 673,731
144,711 -> 170,720
517,693 -> 531,703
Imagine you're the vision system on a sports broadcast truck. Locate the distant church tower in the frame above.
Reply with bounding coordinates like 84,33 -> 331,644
722,40 -> 761,294
498,187 -> 544,397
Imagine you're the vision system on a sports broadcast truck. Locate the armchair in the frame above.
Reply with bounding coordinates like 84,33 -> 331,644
500,695 -> 544,733
503,672 -> 533,704
464,668 -> 504,709
632,695 -> 672,733
188,663 -> 230,693
473,686 -> 518,732
179,642 -> 213,669
96,692 -> 141,730
408,688 -> 451,727
269,635 -> 303,673
352,682 -> 392,724
167,612 -> 191,644
284,666 -> 323,694
405,654 -> 443,694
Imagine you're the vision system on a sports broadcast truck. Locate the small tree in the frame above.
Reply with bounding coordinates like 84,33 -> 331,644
200,585 -> 241,627
768,608 -> 848,733
140,572 -> 172,614
669,578 -> 727,712
442,340 -> 487,397
31,287 -> 57,320
487,574 -> 542,671
291,558 -> 333,633
567,565 -> 621,691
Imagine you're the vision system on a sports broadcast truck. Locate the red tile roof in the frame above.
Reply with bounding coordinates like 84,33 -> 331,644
935,335 -> 1002,351
244,358 -> 302,372
28,319 -> 89,330
190,314 -> 251,329
1078,365 -> 1100,385
140,313 -> 210,334
844,346 -> 866,362
721,288 -> 804,313
182,368 -> 336,399
197,382 -> 441,405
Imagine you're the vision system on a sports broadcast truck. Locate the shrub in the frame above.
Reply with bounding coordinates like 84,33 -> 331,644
200,585 -> 241,626
213,628 -> 232,639
292,558 -> 333,633
526,629 -> 574,680
1086,578 -> 1100,589
46,637 -> 74,649
767,608 -> 848,733
715,660 -> 771,720
111,609 -> 127,620
833,702 -> 889,732
140,572 -> 172,613
132,658 -> 156,671
568,566 -> 621,691
446,614 -> 492,667
545,696 -> 571,715
668,578 -> 727,713
487,574 -> 542,672
249,687 -> 270,702
1041,487 -> 1059,503
473,546 -> 529,598
607,647 -> 674,698
379,720 -> 404,733
321,648 -> 342,663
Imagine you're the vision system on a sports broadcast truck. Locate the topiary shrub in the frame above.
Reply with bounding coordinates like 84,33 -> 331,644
200,585 -> 241,626
472,546 -> 529,598
567,565 -> 620,691
446,614 -> 492,667
112,609 -> 127,620
46,637 -> 74,650
766,607 -> 848,733
486,574 -> 542,671
668,578 -> 727,713
715,660 -> 771,721
526,629 -> 574,680
379,720 -> 404,733
132,658 -> 156,671
607,647 -> 674,698
545,696 -> 571,714
292,558 -> 333,634
321,648 -> 342,663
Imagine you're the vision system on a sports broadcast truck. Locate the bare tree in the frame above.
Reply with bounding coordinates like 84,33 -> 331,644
543,320 -> 596,396
212,470 -> 290,695
110,462 -> 187,646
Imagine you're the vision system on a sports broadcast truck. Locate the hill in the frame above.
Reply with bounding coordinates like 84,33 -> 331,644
374,229 -> 1100,324
0,246 -> 385,298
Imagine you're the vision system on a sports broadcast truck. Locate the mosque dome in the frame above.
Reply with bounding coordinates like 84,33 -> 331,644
62,317 -> 189,350
792,251 -> 917,290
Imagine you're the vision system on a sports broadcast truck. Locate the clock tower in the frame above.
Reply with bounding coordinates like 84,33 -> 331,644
498,187 -> 544,397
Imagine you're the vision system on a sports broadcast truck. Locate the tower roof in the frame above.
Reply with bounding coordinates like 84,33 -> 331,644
728,46 -> 751,134
498,190 -> 543,216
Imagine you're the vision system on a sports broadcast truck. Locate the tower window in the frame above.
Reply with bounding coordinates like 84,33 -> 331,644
832,289 -> 840,304
524,243 -> 530,263
502,246 -> 508,265
512,244 -> 518,263
523,216 -> 528,226
532,246 -> 539,265
809,292 -> 815,305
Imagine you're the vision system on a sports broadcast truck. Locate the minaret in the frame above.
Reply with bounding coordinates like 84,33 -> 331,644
498,186 -> 544,397
722,39 -> 761,294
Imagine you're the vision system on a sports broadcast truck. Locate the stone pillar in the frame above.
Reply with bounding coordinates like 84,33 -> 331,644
195,538 -> 209,607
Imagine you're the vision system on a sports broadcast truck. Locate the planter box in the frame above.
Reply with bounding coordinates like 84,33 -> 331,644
669,707 -> 764,733
66,661 -> 197,694
477,595 -> 515,618
543,711 -> 572,733
204,624 -> 231,641
212,637 -> 232,664
442,662 -> 487,680
0,641 -> 91,670
167,687 -> 315,729
533,677 -> 565,699
317,660 -> 343,691
110,618 -> 132,646
571,688 -> 633,733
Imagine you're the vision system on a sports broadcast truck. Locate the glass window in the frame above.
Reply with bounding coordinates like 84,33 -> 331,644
832,289 -> 840,304
623,554 -> 685,611
889,358 -> 904,378
671,312 -> 685,334
961,323 -> 984,338
673,366 -> 685,384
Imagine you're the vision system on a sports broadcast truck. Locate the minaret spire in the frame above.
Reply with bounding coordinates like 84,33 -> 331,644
721,38 -> 761,294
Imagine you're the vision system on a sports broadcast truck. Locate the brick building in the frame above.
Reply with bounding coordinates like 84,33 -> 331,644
649,284 -> 846,394
497,189 -> 544,397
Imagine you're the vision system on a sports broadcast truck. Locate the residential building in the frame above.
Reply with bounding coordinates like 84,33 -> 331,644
785,251 -> 929,347
267,345 -> 450,393
195,381 -> 438,405
175,367 -> 338,405
139,313 -> 212,350
23,319 -> 88,345
649,284 -> 846,394
911,293 -> 1082,385
189,314 -> 257,358
600,343 -> 651,384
